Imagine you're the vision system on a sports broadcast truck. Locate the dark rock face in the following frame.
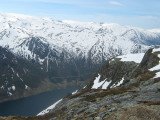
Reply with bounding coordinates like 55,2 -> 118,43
0,40 -> 102,102
0,46 -> 47,102
19,37 -> 103,81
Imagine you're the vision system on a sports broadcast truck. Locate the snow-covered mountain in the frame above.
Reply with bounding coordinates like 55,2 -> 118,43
86,47 -> 160,90
0,12 -> 160,102
0,12 -> 160,64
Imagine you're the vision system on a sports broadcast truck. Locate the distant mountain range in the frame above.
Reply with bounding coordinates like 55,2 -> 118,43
0,12 -> 160,102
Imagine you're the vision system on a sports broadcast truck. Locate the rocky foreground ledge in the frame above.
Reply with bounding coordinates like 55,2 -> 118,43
1,48 -> 160,120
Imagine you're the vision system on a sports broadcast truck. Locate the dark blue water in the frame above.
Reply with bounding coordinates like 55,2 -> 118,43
0,86 -> 78,117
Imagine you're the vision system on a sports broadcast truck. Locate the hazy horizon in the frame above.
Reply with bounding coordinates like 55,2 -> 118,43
0,0 -> 160,29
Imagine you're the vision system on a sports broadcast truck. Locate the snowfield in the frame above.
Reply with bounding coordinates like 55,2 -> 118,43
117,53 -> 145,63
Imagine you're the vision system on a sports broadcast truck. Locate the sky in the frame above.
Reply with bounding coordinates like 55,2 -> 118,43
0,0 -> 160,29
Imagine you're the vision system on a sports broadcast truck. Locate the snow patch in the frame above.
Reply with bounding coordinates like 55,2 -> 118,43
117,53 -> 145,63
149,54 -> 160,72
8,92 -> 12,96
16,73 -> 23,81
38,58 -> 45,65
37,99 -> 62,116
102,80 -> 112,89
83,85 -> 87,89
152,48 -> 160,53
0,85 -> 4,89
72,90 -> 78,95
92,74 -> 105,89
154,72 -> 160,78
149,53 -> 160,78
12,86 -> 16,91
25,85 -> 28,89
111,77 -> 125,88
92,75 -> 112,89
11,67 -> 15,73
149,64 -> 160,71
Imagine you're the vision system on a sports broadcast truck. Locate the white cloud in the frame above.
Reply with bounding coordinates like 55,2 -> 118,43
109,1 -> 123,6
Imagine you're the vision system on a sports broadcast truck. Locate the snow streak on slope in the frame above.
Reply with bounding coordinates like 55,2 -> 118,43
110,77 -> 125,88
92,74 -> 104,89
0,12 -> 160,63
37,99 -> 62,116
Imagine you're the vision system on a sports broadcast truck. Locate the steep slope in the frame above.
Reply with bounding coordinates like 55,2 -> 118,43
0,46 -> 47,102
32,48 -> 160,120
0,45 -> 86,102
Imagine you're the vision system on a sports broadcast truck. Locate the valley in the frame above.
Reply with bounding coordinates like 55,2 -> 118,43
0,10 -> 160,120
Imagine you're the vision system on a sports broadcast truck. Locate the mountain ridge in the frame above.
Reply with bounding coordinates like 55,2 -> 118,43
1,11 -> 160,63
35,48 -> 160,120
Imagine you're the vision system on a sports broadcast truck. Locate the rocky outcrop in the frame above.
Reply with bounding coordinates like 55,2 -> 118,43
34,48 -> 160,120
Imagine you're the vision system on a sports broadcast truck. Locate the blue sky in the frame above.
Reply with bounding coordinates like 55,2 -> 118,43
0,0 -> 160,29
